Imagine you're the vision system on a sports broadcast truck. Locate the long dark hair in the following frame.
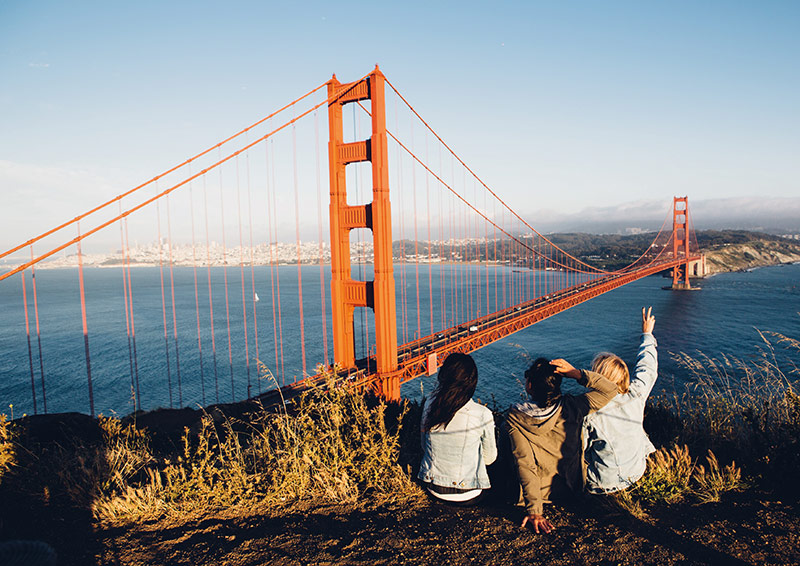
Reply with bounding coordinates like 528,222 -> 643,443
423,353 -> 478,431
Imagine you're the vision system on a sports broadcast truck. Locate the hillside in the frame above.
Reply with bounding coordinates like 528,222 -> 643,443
548,230 -> 800,273
702,238 -> 800,274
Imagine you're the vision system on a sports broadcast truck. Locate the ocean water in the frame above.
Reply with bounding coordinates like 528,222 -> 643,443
1,263 -> 798,417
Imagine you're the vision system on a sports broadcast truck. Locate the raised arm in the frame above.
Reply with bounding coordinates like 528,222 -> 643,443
552,359 -> 617,414
631,307 -> 658,399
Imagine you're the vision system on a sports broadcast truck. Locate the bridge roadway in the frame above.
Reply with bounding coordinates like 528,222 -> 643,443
257,256 -> 698,406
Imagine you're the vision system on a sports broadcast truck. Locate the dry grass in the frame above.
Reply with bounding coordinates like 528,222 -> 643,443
633,444 -> 696,505
645,331 -> 800,497
93,367 -> 421,525
611,444 -> 744,516
694,450 -> 743,503
0,414 -> 14,484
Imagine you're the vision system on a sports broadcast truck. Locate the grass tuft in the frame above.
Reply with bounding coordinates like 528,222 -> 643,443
694,450 -> 744,503
0,414 -> 14,484
633,444 -> 695,504
619,444 -> 744,512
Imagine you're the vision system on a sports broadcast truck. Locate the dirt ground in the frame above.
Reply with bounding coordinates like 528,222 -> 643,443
2,411 -> 800,565
89,489 -> 799,566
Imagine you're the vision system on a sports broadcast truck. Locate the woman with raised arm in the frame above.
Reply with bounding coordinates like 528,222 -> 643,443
418,353 -> 497,506
567,307 -> 659,493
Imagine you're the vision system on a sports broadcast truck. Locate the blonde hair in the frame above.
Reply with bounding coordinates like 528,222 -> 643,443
592,353 -> 630,394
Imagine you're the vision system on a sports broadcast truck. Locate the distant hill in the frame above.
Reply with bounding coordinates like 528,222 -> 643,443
547,230 -> 800,272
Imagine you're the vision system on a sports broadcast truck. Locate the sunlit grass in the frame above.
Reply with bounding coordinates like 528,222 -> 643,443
0,414 -> 14,485
91,365 -> 421,525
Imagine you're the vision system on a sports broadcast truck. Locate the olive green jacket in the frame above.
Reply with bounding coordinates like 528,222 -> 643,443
507,370 -> 617,516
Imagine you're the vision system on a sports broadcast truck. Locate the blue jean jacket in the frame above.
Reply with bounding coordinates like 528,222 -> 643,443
583,333 -> 658,493
418,398 -> 497,490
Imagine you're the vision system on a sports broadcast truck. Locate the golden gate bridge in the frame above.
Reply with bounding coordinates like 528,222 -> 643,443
0,67 -> 703,416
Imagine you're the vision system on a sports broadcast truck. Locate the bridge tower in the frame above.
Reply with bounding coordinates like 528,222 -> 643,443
327,67 -> 400,400
671,196 -> 691,290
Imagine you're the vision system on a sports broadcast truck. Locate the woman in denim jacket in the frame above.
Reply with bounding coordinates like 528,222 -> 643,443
418,353 -> 497,505
582,307 -> 658,493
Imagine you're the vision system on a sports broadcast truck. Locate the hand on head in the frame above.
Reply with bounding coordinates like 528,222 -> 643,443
550,358 -> 581,380
642,306 -> 656,334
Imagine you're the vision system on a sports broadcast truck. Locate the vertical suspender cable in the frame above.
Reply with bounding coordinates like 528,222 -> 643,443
484,188 -> 489,317
235,156 -> 252,397
394,105 -> 407,345
265,142 -> 281,386
450,157 -> 457,326
270,141 -> 286,385
76,222 -> 95,416
425,135 -> 433,335
438,144 -> 445,330
462,172 -> 468,321
219,155 -> 236,400
29,248 -> 46,413
189,182 -> 207,405
493,200 -> 498,315
397,134 -> 408,345
124,218 -> 140,410
118,205 -> 136,410
292,119 -> 307,379
245,148 -> 262,394
21,272 -> 37,414
203,176 -> 220,403
314,111 -> 329,365
166,195 -> 183,406
156,200 -> 174,408
411,119 -> 421,342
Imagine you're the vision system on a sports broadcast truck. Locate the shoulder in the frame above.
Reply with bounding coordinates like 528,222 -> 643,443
465,399 -> 494,420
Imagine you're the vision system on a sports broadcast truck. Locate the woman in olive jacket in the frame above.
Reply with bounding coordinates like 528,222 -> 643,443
507,358 -> 616,533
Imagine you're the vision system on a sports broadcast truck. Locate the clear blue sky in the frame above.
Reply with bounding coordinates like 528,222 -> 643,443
2,0 -> 799,249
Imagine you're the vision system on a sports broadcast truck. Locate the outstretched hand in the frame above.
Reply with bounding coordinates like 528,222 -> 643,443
551,358 -> 581,380
522,513 -> 554,534
642,306 -> 656,334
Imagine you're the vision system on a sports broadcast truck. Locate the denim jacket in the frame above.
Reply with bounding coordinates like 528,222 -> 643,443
583,333 -> 658,493
418,398 -> 497,490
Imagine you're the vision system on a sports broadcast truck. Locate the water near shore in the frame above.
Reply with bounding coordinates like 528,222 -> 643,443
1,263 -> 798,416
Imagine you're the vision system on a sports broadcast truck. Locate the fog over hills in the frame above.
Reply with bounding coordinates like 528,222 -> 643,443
528,197 -> 800,235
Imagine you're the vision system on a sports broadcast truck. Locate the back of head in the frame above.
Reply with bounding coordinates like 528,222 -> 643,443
423,353 -> 478,431
525,358 -> 562,409
592,353 -> 630,394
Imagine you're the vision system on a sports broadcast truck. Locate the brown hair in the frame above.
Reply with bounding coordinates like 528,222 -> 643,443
592,353 -> 630,394
525,358 -> 562,409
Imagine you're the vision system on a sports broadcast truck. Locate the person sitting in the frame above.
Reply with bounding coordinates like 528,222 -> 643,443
582,307 -> 659,494
418,353 -> 497,506
507,357 -> 617,533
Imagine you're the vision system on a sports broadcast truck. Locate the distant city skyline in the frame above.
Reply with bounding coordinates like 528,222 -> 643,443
2,1 -> 798,253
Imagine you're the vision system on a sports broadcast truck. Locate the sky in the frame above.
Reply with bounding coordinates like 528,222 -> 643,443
2,0 -> 799,252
